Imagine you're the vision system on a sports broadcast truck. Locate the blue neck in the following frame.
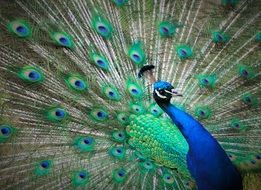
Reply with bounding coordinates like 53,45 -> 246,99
158,102 -> 217,149
157,101 -> 242,190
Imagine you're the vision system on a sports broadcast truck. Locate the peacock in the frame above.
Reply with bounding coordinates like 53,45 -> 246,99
153,80 -> 242,190
0,0 -> 260,189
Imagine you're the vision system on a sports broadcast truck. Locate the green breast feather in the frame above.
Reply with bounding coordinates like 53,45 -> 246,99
126,114 -> 190,177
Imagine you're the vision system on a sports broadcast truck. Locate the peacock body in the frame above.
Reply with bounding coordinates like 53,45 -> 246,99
0,0 -> 261,189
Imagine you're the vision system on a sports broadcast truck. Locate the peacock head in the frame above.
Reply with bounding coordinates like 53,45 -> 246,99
153,80 -> 182,103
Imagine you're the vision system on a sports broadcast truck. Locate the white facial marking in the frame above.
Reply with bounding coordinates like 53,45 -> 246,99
164,90 -> 174,95
155,89 -> 167,99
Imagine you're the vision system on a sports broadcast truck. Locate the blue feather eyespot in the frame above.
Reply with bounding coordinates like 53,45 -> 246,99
202,79 -> 209,84
78,171 -> 87,179
127,84 -> 143,98
40,161 -> 50,169
73,136 -> 95,152
71,170 -> 89,186
50,32 -> 74,48
35,160 -> 53,176
46,107 -> 68,122
96,24 -> 111,38
102,85 -> 121,101
89,107 -> 109,122
91,54 -> 110,70
196,74 -> 217,88
241,93 -> 258,107
7,20 -> 32,38
176,45 -> 193,59
126,79 -> 144,99
112,168 -> 127,183
129,102 -> 146,115
18,66 -> 44,83
128,41 -> 146,66
211,31 -> 229,43
149,103 -> 163,117
229,118 -> 246,131
199,110 -> 205,116
116,112 -> 129,125
117,170 -> 125,177
194,106 -> 211,119
159,21 -> 177,37
1,126 -> 11,135
0,125 -> 15,143
91,15 -> 113,38
163,173 -> 174,184
65,75 -> 88,92
109,146 -> 126,160
74,80 -> 85,89
83,137 -> 94,145
238,65 -> 255,79
140,160 -> 155,171
112,131 -> 126,143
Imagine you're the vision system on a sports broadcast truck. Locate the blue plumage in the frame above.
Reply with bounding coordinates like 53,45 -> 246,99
153,80 -> 242,190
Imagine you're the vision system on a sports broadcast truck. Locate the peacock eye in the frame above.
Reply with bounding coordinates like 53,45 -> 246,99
159,90 -> 164,94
